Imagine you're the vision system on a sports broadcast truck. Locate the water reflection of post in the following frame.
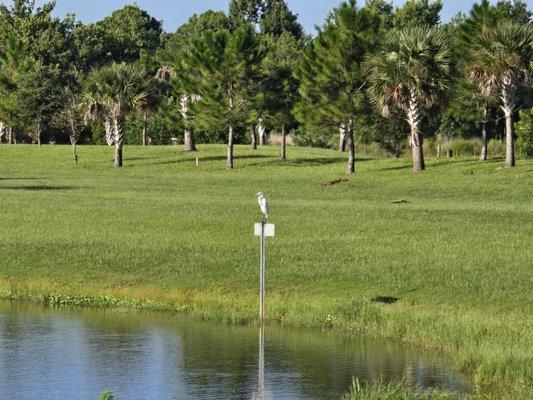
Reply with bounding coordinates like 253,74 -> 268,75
253,324 -> 269,400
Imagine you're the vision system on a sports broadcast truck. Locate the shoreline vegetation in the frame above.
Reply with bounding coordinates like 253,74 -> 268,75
0,145 -> 531,400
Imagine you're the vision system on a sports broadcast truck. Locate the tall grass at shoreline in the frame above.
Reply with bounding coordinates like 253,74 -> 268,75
0,144 -> 531,397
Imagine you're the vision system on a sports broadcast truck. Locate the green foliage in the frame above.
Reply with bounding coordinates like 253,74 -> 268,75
365,26 -> 451,116
295,2 -> 380,138
260,32 -> 302,131
342,379 -> 459,400
229,0 -> 304,38
98,391 -> 115,400
494,0 -> 532,24
260,0 -> 304,38
229,0 -> 262,27
124,114 -> 174,145
15,60 -> 63,138
84,62 -> 150,122
516,107 -> 533,156
72,23 -> 115,72
98,4 -> 163,62
186,25 -> 262,136
393,0 -> 443,29
359,108 -> 409,156
468,21 -> 532,99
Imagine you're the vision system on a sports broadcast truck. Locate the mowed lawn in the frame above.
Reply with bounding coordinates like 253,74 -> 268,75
0,145 -> 531,392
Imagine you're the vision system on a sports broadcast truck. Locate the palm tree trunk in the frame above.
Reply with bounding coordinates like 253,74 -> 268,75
346,122 -> 355,174
104,118 -> 114,146
501,84 -> 516,167
479,106 -> 489,162
114,142 -> 123,168
70,137 -> 79,165
258,119 -> 266,146
280,124 -> 287,160
113,117 -> 124,168
8,126 -> 14,144
251,124 -> 257,150
142,111 -> 147,146
184,130 -> 196,152
339,124 -> 347,152
227,124 -> 234,170
407,94 -> 425,171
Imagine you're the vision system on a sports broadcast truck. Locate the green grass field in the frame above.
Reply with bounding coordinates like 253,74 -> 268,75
0,144 -> 531,397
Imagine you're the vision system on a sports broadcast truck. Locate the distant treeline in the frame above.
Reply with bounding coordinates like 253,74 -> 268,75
0,0 -> 531,170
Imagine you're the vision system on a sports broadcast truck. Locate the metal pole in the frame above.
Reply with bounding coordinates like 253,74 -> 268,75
259,221 -> 266,323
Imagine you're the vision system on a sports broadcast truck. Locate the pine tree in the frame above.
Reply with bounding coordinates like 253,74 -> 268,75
260,32 -> 302,160
294,2 -> 380,174
185,24 -> 262,169
158,11 -> 231,152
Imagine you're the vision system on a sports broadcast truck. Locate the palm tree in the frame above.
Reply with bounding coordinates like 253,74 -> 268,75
138,79 -> 164,147
460,0 -> 501,162
84,63 -> 148,167
469,21 -> 532,167
365,26 -> 452,171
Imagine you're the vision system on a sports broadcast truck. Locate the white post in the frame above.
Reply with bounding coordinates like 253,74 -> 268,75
259,221 -> 266,323
254,221 -> 274,324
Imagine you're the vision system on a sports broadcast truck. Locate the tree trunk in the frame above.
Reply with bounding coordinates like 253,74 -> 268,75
113,116 -> 124,168
227,124 -> 234,170
501,83 -> 516,168
8,126 -> 13,144
479,106 -> 489,162
504,111 -> 515,167
280,124 -> 287,160
346,122 -> 355,174
114,142 -> 123,168
0,121 -> 5,143
184,130 -> 196,152
71,138 -> 79,165
37,122 -> 41,146
258,119 -> 266,146
104,118 -> 114,146
142,111 -> 147,147
251,124 -> 257,150
339,124 -> 347,152
406,92 -> 425,171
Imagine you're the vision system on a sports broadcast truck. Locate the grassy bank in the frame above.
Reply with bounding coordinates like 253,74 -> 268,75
0,144 -> 531,396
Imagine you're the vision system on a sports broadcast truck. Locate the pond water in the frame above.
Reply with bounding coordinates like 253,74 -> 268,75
0,301 -> 468,400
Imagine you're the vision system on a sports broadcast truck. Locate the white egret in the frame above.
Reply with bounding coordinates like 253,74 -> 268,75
256,192 -> 269,221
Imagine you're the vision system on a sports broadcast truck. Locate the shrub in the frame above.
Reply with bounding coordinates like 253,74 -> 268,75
516,108 -> 533,157
99,391 -> 115,400
342,379 -> 458,400
450,139 -> 481,156
488,139 -> 505,157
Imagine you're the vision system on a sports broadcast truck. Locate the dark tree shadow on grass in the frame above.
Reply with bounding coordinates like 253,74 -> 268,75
135,154 -> 271,167
377,158 -> 496,172
0,185 -> 80,191
236,156 -> 376,169
371,296 -> 399,304
286,156 -> 376,166
0,177 -> 46,181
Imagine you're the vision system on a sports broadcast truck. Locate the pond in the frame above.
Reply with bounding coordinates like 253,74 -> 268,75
0,301 -> 469,400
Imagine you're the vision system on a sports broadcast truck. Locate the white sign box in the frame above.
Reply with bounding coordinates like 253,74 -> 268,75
254,223 -> 275,237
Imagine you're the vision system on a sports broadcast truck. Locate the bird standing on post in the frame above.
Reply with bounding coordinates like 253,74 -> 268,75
257,192 -> 269,222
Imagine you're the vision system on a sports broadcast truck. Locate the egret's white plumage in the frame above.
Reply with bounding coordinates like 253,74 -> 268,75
256,192 -> 269,220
